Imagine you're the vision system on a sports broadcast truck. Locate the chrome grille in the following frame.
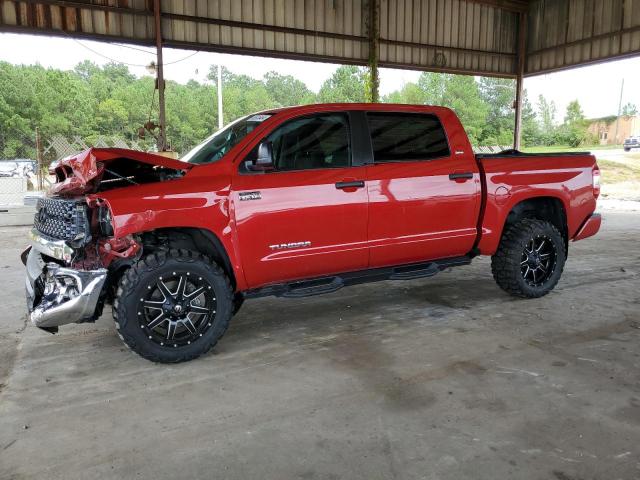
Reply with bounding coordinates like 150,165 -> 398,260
34,197 -> 89,242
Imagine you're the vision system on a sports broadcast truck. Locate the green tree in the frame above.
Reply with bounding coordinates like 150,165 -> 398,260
564,99 -> 585,124
536,95 -> 557,145
317,66 -> 369,103
412,73 -> 488,144
520,90 -> 540,147
383,82 -> 426,104
478,77 -> 515,145
622,102 -> 638,116
263,71 -> 315,107
557,99 -> 589,147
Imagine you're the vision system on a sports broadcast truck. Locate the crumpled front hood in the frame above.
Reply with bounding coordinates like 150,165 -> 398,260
49,148 -> 192,196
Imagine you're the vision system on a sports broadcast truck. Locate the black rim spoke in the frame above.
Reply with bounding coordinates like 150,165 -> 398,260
190,305 -> 210,315
139,271 -> 217,347
166,321 -> 177,340
156,280 -> 173,300
182,318 -> 197,335
520,234 -> 557,287
184,286 -> 205,299
148,312 -> 169,330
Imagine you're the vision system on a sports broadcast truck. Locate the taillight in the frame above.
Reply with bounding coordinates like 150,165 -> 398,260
592,166 -> 601,199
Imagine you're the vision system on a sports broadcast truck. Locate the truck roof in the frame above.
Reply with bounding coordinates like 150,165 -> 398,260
258,103 -> 455,117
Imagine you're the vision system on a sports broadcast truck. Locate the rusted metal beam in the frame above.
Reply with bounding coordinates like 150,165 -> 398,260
12,0 -> 151,17
464,0 -> 529,13
367,0 -> 379,103
153,0 -> 166,152
379,59 -> 517,78
527,23 -> 640,57
379,38 -> 516,58
513,12 -> 527,149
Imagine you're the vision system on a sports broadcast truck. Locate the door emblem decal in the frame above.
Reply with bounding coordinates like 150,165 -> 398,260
269,241 -> 311,251
239,191 -> 261,201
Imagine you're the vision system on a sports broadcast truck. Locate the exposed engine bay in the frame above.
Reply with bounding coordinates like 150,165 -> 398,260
58,157 -> 184,193
49,147 -> 190,196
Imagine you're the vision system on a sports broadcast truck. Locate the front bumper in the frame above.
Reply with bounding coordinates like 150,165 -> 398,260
23,241 -> 107,330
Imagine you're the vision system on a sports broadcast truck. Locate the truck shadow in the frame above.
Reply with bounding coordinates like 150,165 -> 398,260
226,275 -> 508,340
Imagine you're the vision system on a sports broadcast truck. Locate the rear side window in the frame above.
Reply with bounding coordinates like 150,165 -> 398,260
366,113 -> 450,162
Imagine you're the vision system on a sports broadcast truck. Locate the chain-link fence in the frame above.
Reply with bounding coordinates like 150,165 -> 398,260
0,132 -> 150,205
43,135 -> 145,163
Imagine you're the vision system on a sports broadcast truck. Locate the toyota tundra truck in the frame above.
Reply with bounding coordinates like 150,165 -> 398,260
22,104 -> 602,363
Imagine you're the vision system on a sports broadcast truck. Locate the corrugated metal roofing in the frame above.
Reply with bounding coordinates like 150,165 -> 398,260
0,0 -> 521,77
526,0 -> 640,75
0,0 -> 638,77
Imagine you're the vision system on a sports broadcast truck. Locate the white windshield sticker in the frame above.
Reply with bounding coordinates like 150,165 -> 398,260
247,114 -> 271,122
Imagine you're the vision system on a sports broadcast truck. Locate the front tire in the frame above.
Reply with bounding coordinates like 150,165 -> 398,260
113,249 -> 233,363
491,218 -> 566,298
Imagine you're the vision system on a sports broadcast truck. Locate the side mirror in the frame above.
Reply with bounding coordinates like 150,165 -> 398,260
245,141 -> 274,172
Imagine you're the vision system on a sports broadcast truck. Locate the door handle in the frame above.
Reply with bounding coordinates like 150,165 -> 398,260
335,180 -> 365,189
448,172 -> 474,181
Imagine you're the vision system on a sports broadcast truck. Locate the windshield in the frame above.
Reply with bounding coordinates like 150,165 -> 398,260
181,113 -> 272,164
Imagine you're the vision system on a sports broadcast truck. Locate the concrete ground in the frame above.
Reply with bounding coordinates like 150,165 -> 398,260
1,212 -> 639,480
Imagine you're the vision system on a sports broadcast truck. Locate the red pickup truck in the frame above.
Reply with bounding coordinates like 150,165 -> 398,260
23,103 -> 601,363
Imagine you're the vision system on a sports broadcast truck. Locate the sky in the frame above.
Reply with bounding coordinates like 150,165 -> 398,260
1,32 -> 640,121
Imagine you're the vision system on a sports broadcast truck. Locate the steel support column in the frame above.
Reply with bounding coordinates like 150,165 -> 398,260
367,0 -> 379,103
154,0 -> 167,151
513,11 -> 527,150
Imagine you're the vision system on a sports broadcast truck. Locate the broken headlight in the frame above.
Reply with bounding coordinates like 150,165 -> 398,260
97,205 -> 114,237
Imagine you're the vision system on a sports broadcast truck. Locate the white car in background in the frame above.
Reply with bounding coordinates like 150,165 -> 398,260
623,136 -> 640,152
0,161 -> 20,177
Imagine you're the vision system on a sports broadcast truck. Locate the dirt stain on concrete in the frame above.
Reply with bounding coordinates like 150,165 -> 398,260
326,332 -> 490,412
327,331 -> 437,411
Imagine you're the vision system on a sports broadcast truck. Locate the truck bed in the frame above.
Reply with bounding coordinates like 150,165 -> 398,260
475,149 -> 599,255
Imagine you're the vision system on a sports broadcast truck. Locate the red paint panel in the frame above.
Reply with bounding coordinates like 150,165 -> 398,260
232,168 -> 369,287
573,213 -> 601,241
477,154 -> 599,255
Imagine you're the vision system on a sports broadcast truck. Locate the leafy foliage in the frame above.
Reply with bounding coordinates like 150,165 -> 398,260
622,102 -> 638,116
0,59 -> 602,160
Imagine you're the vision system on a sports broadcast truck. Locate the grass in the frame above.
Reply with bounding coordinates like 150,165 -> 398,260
597,158 -> 640,184
521,144 -> 623,153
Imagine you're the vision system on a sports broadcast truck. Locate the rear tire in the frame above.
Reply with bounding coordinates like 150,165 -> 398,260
113,249 -> 233,363
491,218 -> 566,298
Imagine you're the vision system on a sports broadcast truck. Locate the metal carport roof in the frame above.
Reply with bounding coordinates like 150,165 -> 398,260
1,0 -> 638,147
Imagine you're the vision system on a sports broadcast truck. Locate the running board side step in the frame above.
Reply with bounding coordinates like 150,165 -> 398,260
244,255 -> 472,299
389,262 -> 439,280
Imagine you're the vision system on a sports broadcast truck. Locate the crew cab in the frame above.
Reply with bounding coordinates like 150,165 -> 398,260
23,104 -> 602,363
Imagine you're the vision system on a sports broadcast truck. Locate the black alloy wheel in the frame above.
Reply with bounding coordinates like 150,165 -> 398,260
491,218 -> 566,298
520,235 -> 557,287
114,249 -> 233,363
140,272 -> 216,348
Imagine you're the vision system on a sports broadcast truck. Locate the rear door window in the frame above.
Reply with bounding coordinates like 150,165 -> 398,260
366,113 -> 450,163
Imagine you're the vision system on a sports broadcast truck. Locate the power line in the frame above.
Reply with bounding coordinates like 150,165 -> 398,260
112,42 -> 201,65
65,33 -> 200,67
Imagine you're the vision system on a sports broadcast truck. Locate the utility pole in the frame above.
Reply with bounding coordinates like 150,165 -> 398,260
613,78 -> 624,145
217,64 -> 223,130
154,0 -> 167,151
35,127 -> 43,191
367,0 -> 380,103
513,12 -> 527,150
